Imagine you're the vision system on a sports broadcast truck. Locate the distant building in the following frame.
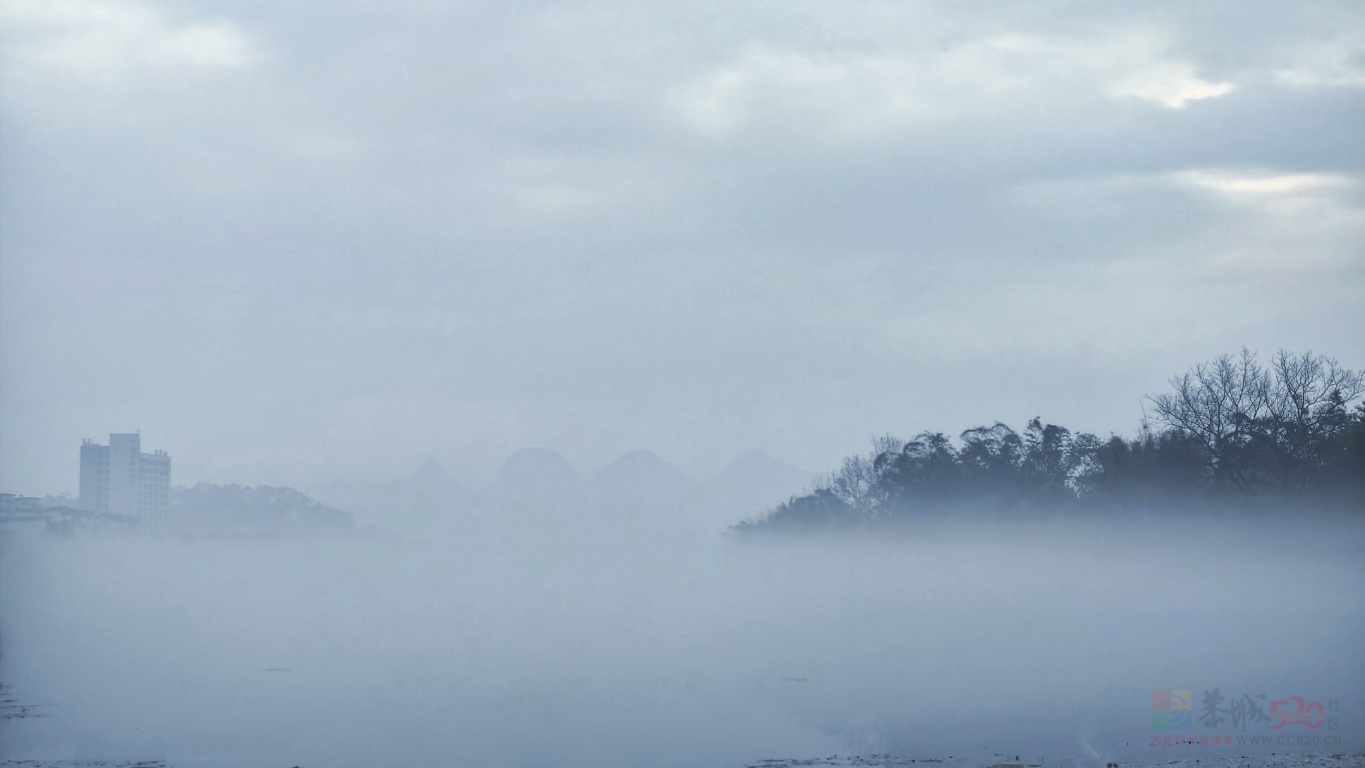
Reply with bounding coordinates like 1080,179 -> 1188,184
0,493 -> 46,518
79,433 -> 171,525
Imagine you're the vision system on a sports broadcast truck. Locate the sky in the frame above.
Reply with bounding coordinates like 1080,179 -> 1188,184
2,0 -> 1364,495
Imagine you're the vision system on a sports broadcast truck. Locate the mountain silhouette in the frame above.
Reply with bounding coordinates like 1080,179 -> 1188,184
488,447 -> 580,513
584,450 -> 702,527
310,459 -> 471,532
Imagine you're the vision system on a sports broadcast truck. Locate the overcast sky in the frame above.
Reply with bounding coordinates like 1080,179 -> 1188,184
2,0 -> 1363,495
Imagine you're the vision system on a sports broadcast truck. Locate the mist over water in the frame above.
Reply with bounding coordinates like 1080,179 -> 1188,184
4,0 -> 1364,764
4,506 -> 1362,768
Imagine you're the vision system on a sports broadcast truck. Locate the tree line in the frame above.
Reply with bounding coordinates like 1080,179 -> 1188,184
740,350 -> 1365,531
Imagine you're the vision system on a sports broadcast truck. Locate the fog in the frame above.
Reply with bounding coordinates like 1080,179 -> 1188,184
3,0 -> 1364,764
4,502 -> 1362,767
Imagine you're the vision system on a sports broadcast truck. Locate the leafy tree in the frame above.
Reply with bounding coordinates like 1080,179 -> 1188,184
958,423 -> 1024,494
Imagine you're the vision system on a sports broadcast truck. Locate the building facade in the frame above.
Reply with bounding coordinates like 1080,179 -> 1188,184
79,433 -> 171,525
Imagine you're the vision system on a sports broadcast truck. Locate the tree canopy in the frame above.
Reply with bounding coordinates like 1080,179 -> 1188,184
740,350 -> 1364,532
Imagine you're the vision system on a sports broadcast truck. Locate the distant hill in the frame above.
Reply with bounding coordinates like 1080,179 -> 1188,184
488,447 -> 580,514
173,483 -> 354,537
587,448 -> 700,502
310,459 -> 473,531
307,447 -> 813,536
581,449 -> 813,534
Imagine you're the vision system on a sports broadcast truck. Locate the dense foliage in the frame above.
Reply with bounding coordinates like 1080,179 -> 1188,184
742,350 -> 1365,531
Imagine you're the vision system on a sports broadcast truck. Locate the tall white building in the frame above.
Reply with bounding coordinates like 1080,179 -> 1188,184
80,433 -> 171,525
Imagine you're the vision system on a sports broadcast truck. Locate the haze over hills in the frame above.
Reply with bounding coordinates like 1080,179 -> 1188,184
309,459 -> 473,533
583,449 -> 703,528
309,448 -> 815,535
489,447 -> 582,510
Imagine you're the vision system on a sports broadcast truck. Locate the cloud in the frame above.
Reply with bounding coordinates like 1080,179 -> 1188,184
1175,169 -> 1356,196
1271,34 -> 1365,88
1111,70 -> 1233,108
0,0 -> 256,85
668,29 -> 1239,144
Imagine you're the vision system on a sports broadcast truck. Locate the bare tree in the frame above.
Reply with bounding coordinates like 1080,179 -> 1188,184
1148,349 -> 1270,488
1264,350 -> 1365,484
823,453 -> 882,519
1267,350 -> 1364,433
1149,349 -> 1365,489
870,433 -> 904,459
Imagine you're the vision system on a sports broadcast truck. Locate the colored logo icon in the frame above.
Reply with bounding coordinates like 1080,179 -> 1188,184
1154,690 -> 1193,730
